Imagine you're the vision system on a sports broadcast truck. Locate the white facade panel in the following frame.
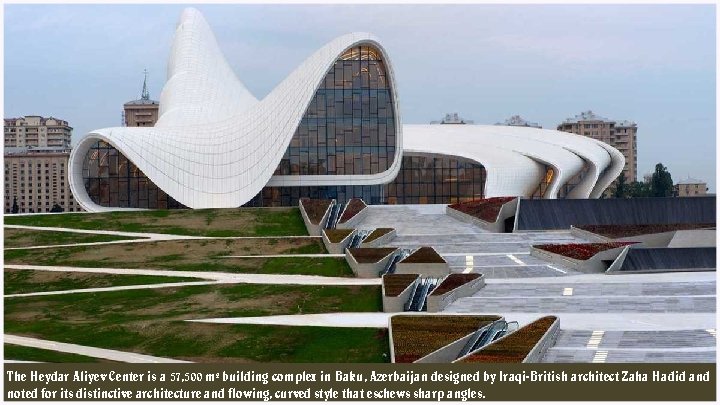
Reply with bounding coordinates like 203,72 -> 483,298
69,7 -> 623,212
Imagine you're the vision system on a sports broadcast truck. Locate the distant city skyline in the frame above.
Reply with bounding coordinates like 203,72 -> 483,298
4,4 -> 715,190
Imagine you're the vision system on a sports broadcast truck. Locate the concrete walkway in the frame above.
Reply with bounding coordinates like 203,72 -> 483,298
222,254 -> 345,258
4,264 -> 381,286
4,224 -> 193,240
189,312 -> 394,328
5,335 -> 191,363
188,311 -> 716,332
5,281 -> 221,298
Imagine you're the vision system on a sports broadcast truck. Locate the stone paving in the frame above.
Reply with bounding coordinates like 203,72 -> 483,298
446,296 -> 715,313
357,205 -> 717,364
465,281 -> 717,297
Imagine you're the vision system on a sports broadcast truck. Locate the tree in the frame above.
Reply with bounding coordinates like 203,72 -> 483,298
649,163 -> 674,197
11,196 -> 19,214
627,181 -> 650,198
612,172 -> 628,198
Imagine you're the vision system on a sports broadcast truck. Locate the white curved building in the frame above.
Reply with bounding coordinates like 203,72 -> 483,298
69,8 -> 624,212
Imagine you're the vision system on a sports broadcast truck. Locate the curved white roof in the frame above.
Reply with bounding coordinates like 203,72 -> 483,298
403,124 -> 623,199
69,8 -> 402,211
69,8 -> 623,212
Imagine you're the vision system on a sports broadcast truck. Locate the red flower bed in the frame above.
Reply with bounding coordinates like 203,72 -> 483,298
338,198 -> 367,224
578,223 -> 716,239
534,242 -> 635,261
449,197 -> 516,223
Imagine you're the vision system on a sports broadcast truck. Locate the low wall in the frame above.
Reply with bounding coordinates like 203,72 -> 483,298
446,198 -> 518,233
346,248 -> 397,278
336,204 -> 369,230
382,275 -> 419,313
414,333 -> 478,364
569,226 -> 611,243
322,229 -> 356,254
530,246 -> 627,273
667,230 -> 716,248
426,275 -> 486,313
523,317 -> 560,363
361,229 -> 397,248
299,200 -> 332,237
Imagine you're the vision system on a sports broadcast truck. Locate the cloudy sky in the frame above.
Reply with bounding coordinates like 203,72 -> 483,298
4,4 -> 716,190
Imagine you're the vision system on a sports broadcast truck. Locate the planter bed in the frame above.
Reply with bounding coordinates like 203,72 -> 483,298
299,198 -> 333,225
449,197 -> 516,223
324,229 -> 354,244
383,274 -> 420,297
363,228 -> 394,244
348,248 -> 398,264
578,223 -> 715,239
390,315 -> 501,363
430,274 -> 481,296
533,242 -> 636,261
400,247 -> 446,264
456,316 -> 558,363
338,198 -> 367,224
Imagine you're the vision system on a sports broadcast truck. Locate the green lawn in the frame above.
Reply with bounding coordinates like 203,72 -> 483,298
4,269 -> 202,295
5,283 -> 386,362
4,208 -> 307,237
4,238 -> 352,277
3,228 -> 141,248
4,344 -> 106,363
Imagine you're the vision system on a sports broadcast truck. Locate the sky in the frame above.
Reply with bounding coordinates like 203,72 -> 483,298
4,3 -> 716,191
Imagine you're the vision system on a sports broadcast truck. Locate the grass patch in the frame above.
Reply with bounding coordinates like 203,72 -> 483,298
3,228 -> 140,248
4,269 -> 201,295
5,283 -> 385,362
4,208 -> 308,237
4,344 -> 106,363
5,238 -> 351,277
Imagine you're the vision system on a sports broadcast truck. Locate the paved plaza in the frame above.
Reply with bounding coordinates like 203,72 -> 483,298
355,205 -> 717,363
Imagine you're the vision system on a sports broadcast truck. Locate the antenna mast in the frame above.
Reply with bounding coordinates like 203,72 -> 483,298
141,69 -> 150,100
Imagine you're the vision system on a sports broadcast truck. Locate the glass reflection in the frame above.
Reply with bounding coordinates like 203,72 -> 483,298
82,141 -> 185,209
274,45 -> 396,177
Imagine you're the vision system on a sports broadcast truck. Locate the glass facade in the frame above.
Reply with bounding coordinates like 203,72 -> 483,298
384,153 -> 486,205
273,45 -> 396,177
82,141 -> 185,209
531,166 -> 554,198
246,153 -> 486,207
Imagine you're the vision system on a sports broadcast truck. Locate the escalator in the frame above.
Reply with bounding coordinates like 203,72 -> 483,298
325,201 -> 345,229
404,277 -> 440,312
347,229 -> 371,248
381,248 -> 412,275
456,319 -> 519,359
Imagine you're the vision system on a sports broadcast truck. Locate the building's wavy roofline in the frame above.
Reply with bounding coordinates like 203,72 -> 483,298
69,8 -> 402,211
69,7 -> 624,212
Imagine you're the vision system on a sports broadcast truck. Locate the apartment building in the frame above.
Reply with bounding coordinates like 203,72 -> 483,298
4,115 -> 72,149
557,110 -> 638,182
4,147 -> 82,213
